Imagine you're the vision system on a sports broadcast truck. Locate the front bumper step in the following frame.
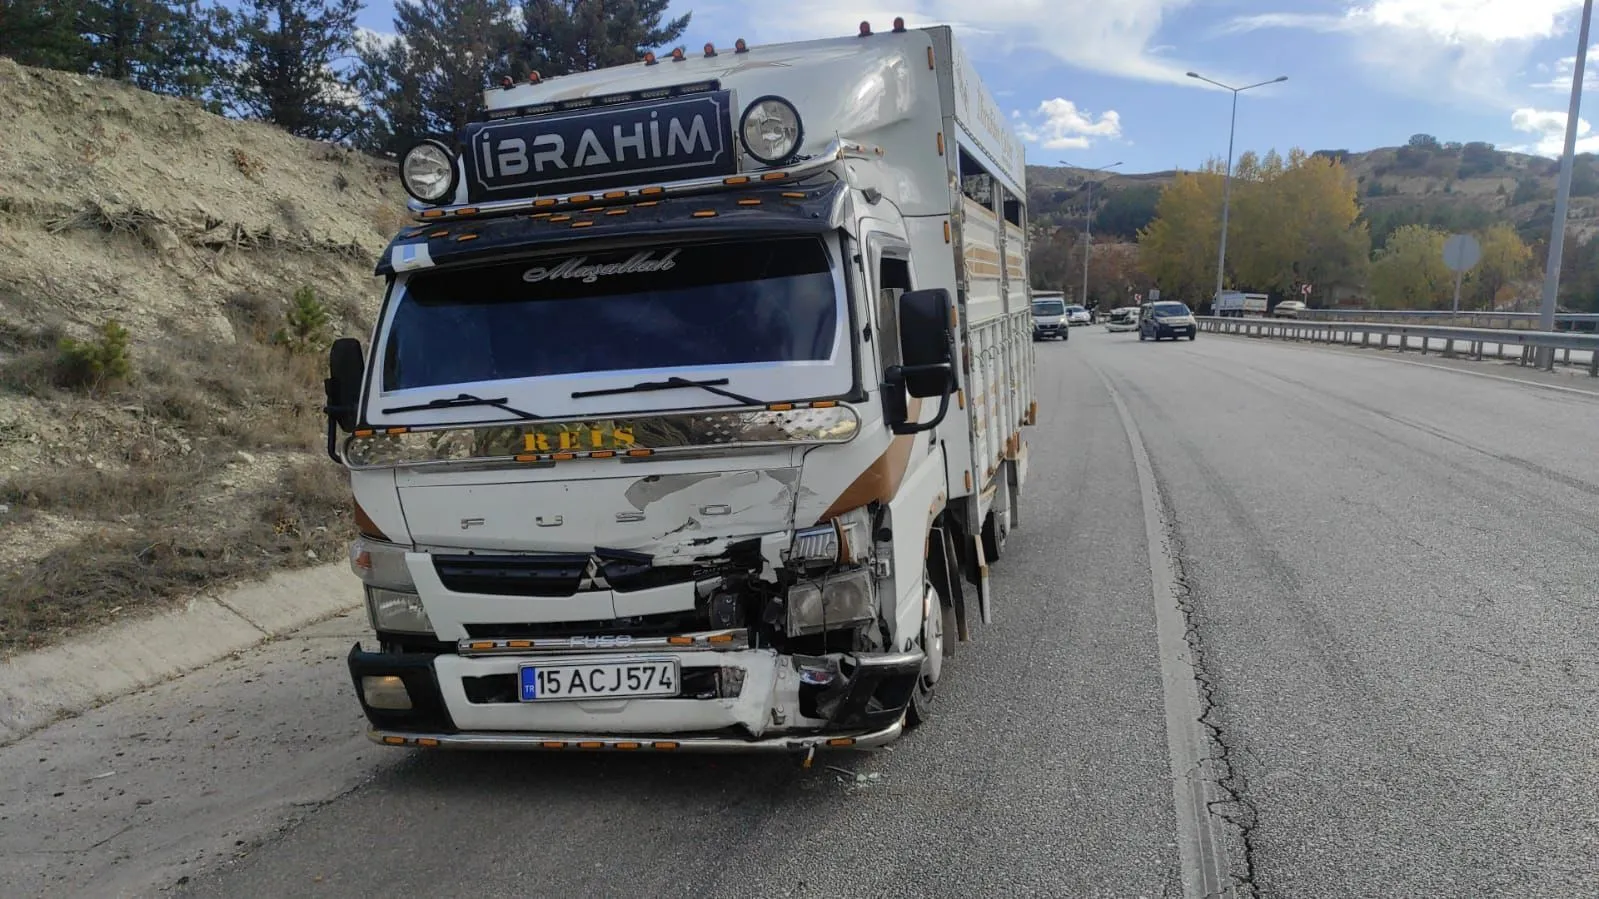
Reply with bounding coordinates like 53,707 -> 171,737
367,718 -> 904,753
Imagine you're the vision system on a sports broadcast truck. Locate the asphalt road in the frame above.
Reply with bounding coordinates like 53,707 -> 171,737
6,327 -> 1599,898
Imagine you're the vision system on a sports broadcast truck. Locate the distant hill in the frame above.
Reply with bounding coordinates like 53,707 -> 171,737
1028,138 -> 1599,249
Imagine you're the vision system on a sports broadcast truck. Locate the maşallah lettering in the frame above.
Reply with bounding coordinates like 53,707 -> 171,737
523,249 -> 681,284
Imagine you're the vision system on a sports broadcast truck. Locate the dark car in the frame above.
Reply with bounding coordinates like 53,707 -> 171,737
1139,301 -> 1198,341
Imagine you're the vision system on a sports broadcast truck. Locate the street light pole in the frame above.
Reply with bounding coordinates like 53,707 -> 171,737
1187,72 -> 1288,313
1535,0 -> 1593,369
1062,160 -> 1121,308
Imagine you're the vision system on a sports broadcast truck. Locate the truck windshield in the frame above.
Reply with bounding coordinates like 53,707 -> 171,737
1032,300 -> 1065,316
380,236 -> 840,391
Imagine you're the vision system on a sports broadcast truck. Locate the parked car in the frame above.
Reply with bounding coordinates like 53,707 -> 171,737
1032,296 -> 1070,340
1064,304 -> 1093,326
1139,301 -> 1198,341
1105,307 -> 1140,332
1273,300 -> 1306,318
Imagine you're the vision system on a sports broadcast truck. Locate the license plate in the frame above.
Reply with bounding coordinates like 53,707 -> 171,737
518,659 -> 680,702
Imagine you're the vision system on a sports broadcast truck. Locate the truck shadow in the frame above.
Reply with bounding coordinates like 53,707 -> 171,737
372,744 -> 890,800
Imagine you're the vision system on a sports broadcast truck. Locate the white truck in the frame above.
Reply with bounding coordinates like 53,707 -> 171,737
322,20 -> 1037,757
1212,290 -> 1268,317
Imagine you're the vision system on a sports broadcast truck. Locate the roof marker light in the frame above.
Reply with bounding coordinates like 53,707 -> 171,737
704,42 -> 717,57
644,51 -> 657,65
859,21 -> 872,36
735,38 -> 749,53
671,47 -> 685,61
528,71 -> 542,84
500,75 -> 513,89
893,17 -> 906,32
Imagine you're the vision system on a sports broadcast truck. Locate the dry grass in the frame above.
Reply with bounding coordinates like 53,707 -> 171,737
0,459 -> 353,651
0,301 -> 356,651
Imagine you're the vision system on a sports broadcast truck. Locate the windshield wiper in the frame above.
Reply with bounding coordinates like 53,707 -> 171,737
570,376 -> 761,406
382,393 -> 541,420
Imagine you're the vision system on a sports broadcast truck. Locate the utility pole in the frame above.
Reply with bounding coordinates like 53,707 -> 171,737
1187,72 -> 1288,313
1063,160 -> 1121,307
1535,0 -> 1593,369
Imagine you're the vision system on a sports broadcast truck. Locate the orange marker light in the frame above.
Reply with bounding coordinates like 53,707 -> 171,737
528,71 -> 542,84
671,47 -> 685,61
859,21 -> 872,36
893,16 -> 906,32
643,51 -> 657,65
735,38 -> 748,53
704,42 -> 717,57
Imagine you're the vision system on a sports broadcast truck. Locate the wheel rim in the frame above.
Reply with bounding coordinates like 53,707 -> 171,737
920,585 -> 943,691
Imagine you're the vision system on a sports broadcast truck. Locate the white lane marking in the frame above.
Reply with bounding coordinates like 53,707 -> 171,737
1095,367 -> 1237,899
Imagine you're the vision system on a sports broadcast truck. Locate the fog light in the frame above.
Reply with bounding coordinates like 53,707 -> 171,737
717,666 -> 747,698
361,675 -> 412,710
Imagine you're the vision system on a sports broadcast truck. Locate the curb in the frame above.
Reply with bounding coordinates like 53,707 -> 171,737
0,563 -> 362,747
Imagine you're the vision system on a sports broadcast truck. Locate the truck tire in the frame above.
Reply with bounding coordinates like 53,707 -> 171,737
981,507 -> 1007,562
907,569 -> 953,728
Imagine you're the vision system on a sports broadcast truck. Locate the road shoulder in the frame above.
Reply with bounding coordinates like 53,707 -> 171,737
0,563 -> 360,746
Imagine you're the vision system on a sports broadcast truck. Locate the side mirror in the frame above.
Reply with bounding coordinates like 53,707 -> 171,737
896,288 -> 956,398
882,288 -> 957,435
323,338 -> 365,461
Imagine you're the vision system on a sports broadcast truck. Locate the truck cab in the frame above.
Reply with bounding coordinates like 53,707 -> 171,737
323,23 -> 1036,755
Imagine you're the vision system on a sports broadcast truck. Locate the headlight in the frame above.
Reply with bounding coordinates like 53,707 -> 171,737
786,567 -> 876,637
739,96 -> 803,164
789,506 -> 873,567
400,139 -> 458,203
366,587 -> 434,635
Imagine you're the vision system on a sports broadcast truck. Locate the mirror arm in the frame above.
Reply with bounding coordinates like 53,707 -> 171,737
883,363 -> 956,435
322,376 -> 347,465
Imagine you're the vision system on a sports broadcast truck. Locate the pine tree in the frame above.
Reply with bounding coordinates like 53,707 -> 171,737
0,0 -> 91,70
520,0 -> 689,76
216,0 -> 363,142
75,0 -> 226,99
354,0 -> 520,155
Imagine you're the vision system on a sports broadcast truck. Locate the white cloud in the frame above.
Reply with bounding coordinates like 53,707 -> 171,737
1224,0 -> 1589,107
1509,106 -> 1599,154
1531,43 -> 1599,91
692,0 -> 1205,86
1015,98 -> 1122,150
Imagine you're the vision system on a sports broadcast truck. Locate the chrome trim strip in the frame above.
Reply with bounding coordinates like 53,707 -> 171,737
368,718 -> 904,753
458,629 -> 750,656
409,139 -> 849,222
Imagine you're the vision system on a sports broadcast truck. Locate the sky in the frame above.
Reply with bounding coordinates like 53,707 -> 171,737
352,0 -> 1599,175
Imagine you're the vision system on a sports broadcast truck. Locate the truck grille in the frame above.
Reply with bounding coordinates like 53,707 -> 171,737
433,552 -> 702,597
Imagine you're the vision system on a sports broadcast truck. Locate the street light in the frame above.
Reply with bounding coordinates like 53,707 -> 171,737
1535,0 -> 1593,369
1187,71 -> 1287,313
1061,160 -> 1121,309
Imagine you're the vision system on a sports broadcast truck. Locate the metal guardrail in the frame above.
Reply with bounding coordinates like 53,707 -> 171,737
1197,316 -> 1599,377
1289,309 -> 1599,332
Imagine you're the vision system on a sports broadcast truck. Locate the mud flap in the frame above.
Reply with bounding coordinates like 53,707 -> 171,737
929,524 -> 969,642
972,534 -> 993,625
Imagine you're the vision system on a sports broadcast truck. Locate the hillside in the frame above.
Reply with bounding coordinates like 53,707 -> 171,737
0,59 -> 408,651
1028,141 -> 1599,246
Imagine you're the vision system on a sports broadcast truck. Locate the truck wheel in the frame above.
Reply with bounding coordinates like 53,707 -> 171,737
981,508 -> 1007,562
907,572 -> 953,728
1139,331 -> 1147,341
1188,333 -> 1197,341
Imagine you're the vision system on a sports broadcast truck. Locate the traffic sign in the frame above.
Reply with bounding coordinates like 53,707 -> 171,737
1134,293 -> 1143,303
1148,288 -> 1161,301
1301,283 -> 1312,295
1443,233 -> 1481,313
1442,233 -> 1481,273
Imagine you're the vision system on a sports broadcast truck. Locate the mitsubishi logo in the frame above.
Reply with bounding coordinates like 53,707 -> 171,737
577,555 -> 610,591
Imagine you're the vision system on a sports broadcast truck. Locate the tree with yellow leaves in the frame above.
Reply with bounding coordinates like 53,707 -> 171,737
1371,225 -> 1451,308
1469,223 -> 1532,310
1138,148 -> 1367,306
1136,170 -> 1222,304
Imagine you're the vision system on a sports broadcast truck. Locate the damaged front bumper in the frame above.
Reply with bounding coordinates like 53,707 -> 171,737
346,642 -> 923,754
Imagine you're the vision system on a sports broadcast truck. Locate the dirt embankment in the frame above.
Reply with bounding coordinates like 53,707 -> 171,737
0,58 -> 409,652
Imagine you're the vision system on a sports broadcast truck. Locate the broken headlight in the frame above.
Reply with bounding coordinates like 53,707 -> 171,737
786,567 -> 875,637
789,506 -> 873,568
